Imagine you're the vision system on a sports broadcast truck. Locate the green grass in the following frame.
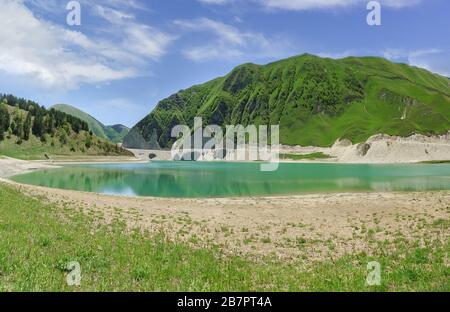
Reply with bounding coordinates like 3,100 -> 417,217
0,183 -> 448,291
0,133 -> 132,160
280,152 -> 333,161
0,136 -> 65,160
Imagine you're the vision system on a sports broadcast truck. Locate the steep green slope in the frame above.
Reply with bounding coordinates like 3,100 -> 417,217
52,104 -> 129,143
123,54 -> 450,149
104,124 -> 130,144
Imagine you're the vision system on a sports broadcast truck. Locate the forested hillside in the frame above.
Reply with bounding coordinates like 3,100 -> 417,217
0,94 -> 133,160
51,104 -> 129,143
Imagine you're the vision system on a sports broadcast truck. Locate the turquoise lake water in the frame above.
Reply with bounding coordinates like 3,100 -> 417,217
11,161 -> 450,198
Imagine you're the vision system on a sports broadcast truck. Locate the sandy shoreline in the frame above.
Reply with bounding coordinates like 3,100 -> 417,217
0,157 -> 59,178
0,155 -> 148,178
2,177 -> 449,263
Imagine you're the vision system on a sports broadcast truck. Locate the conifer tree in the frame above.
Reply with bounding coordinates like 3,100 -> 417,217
23,113 -> 32,141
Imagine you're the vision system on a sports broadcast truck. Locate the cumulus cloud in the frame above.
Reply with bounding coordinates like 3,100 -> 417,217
0,0 -> 172,89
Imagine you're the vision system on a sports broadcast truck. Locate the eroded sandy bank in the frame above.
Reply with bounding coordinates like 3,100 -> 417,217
128,132 -> 450,164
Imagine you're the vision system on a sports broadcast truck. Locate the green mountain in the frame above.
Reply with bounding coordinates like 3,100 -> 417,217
123,54 -> 450,149
51,104 -> 129,143
0,95 -> 133,160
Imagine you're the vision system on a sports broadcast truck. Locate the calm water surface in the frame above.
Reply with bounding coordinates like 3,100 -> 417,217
11,161 -> 450,198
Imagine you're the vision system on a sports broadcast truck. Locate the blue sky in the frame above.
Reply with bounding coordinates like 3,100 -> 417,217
0,0 -> 449,127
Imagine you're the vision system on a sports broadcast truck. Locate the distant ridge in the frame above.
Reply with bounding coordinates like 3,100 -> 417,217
51,104 -> 129,143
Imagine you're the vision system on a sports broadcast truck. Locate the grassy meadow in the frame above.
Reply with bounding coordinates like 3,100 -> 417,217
280,152 -> 333,161
0,183 -> 448,292
0,134 -> 132,160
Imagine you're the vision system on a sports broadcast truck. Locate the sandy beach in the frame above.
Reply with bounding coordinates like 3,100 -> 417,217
0,156 -> 59,178
2,175 -> 448,263
0,155 -> 146,178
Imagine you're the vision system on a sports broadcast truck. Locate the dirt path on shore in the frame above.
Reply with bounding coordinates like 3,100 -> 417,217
3,179 -> 449,263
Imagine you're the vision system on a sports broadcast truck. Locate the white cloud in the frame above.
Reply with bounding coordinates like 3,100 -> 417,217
93,4 -> 135,23
24,0 -> 63,13
0,0 -> 131,89
92,4 -> 175,61
184,46 -> 245,62
175,18 -> 251,46
382,0 -> 422,9
261,0 -> 358,10
260,0 -> 421,11
25,0 -> 150,13
0,0 -> 173,89
198,0 -> 422,10
100,0 -> 149,11
174,18 -> 290,62
123,25 -> 174,60
382,48 -> 441,62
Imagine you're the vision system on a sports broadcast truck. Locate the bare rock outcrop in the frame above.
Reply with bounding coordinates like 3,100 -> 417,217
356,143 -> 371,156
